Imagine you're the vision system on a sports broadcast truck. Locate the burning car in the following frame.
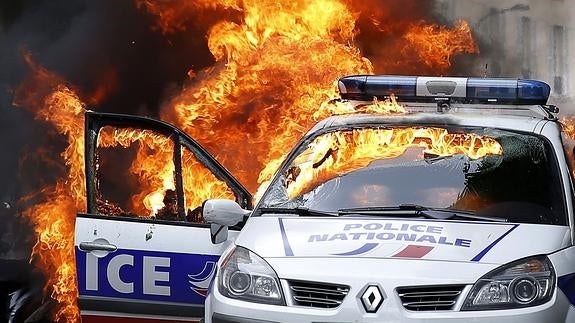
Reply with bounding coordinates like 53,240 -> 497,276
74,76 -> 575,322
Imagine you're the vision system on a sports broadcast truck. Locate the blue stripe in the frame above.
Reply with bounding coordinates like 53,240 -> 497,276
75,247 -> 218,304
278,218 -> 294,256
333,243 -> 379,256
471,224 -> 519,261
559,273 -> 575,305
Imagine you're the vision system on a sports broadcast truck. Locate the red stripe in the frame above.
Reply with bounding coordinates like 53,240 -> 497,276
392,245 -> 434,258
81,315 -> 199,323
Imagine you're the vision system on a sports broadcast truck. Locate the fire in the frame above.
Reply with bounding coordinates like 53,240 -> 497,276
97,127 -> 235,217
560,117 -> 575,179
98,127 -> 176,216
281,127 -> 503,199
561,117 -> 575,139
181,148 -> 235,217
255,95 -> 406,199
14,55 -> 238,322
15,0 -> 480,320
314,94 -> 406,119
86,67 -> 118,106
136,0 -> 242,34
139,0 -> 478,196
13,53 -> 85,322
403,20 -> 478,71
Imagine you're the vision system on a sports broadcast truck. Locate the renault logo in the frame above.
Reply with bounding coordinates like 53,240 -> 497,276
361,285 -> 383,313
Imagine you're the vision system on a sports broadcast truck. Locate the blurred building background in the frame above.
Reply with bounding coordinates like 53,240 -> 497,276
437,0 -> 574,108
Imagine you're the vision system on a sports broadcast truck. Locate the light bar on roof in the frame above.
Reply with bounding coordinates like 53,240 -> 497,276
338,75 -> 551,105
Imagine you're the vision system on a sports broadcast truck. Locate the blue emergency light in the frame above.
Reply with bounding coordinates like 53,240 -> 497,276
338,75 -> 551,105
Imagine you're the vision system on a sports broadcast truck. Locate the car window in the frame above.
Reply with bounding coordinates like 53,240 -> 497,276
93,125 -> 239,225
181,145 -> 236,223
95,126 -> 180,219
261,126 -> 567,225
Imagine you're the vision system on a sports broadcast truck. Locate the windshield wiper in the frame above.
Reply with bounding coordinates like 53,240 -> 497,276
338,204 -> 507,222
258,207 -> 338,217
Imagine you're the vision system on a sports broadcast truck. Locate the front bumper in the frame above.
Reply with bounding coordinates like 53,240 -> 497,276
206,277 -> 572,323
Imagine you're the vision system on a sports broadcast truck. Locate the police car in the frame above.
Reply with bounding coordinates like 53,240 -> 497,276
75,76 -> 575,323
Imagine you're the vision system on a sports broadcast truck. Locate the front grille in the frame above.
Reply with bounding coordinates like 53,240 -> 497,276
397,285 -> 465,311
289,280 -> 350,308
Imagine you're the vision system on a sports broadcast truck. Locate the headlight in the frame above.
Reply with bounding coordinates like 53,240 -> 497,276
218,246 -> 285,305
462,256 -> 555,311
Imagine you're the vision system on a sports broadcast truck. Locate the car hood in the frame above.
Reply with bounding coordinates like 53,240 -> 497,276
235,216 -> 570,264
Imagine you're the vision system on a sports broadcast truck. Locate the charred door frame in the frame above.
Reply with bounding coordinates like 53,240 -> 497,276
84,111 -> 252,219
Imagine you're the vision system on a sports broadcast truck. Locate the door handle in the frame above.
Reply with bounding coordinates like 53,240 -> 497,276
79,241 -> 117,252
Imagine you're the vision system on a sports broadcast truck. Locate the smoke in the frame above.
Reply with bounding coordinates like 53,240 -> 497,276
0,0 -> 214,265
0,0 -> 214,201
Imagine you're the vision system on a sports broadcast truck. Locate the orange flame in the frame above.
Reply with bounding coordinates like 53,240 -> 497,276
136,0 -> 241,34
181,148 -> 235,215
14,54 -> 238,322
314,94 -> 406,119
16,0 -> 479,320
282,127 -> 503,198
98,127 -> 176,216
560,117 -> 575,180
86,67 -> 118,106
144,0 -> 478,196
561,117 -> 575,139
254,95 -> 406,199
97,127 -> 236,217
13,53 -> 85,322
403,20 -> 479,71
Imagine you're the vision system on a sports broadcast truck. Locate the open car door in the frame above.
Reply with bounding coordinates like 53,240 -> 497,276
75,112 -> 251,322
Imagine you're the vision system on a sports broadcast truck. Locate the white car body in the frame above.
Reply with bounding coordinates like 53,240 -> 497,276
205,109 -> 575,322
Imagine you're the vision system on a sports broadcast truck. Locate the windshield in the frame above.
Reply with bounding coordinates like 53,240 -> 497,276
260,126 -> 566,225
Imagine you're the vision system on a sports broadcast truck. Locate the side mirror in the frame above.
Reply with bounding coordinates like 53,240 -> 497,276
210,224 -> 228,245
203,199 -> 250,244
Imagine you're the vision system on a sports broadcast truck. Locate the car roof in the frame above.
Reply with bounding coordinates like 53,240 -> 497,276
307,103 -> 554,137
